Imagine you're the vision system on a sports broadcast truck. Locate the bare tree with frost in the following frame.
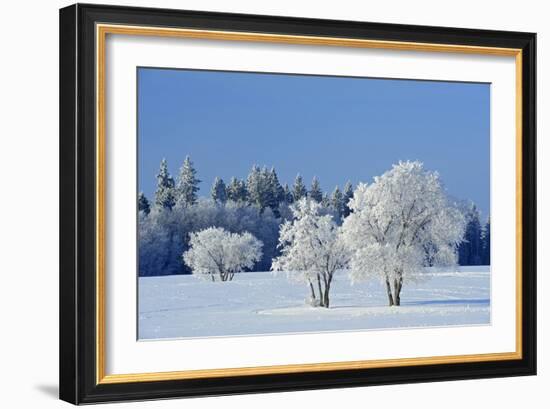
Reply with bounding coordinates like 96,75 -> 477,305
183,227 -> 263,282
342,161 -> 465,306
272,198 -> 349,308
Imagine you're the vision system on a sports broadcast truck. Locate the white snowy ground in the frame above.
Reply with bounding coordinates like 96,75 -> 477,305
138,266 -> 490,340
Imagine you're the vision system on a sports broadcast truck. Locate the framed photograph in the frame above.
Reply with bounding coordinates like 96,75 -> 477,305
59,3 -> 536,404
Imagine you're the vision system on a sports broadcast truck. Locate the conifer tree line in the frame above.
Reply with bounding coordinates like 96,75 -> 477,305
138,156 -> 489,277
139,157 -> 354,219
458,204 -> 490,266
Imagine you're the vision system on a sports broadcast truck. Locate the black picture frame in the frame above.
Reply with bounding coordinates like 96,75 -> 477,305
60,3 -> 536,404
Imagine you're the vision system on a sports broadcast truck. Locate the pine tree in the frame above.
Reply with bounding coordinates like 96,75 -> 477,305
282,183 -> 293,204
308,176 -> 323,203
481,217 -> 491,265
154,158 -> 176,210
257,167 -> 281,217
342,181 -> 354,217
138,192 -> 151,215
226,177 -> 247,203
321,193 -> 331,208
458,203 -> 483,265
211,177 -> 227,204
331,186 -> 344,217
292,174 -> 307,202
176,155 -> 201,207
247,165 -> 269,211
267,167 -> 284,210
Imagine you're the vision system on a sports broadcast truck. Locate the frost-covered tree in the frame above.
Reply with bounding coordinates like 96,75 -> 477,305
282,183 -> 293,204
139,208 -> 184,276
343,181 -> 354,217
226,177 -> 247,203
308,177 -> 323,203
458,203 -> 483,265
176,155 -> 201,207
154,159 -> 176,210
139,198 -> 280,276
267,167 -> 285,215
331,186 -> 344,218
211,177 -> 227,204
292,174 -> 307,202
183,227 -> 263,282
138,192 -> 150,215
481,217 -> 491,265
272,198 -> 349,308
247,165 -> 268,211
342,161 -> 465,306
321,193 -> 331,208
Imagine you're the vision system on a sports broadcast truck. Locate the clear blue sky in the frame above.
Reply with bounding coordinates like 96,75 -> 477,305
138,68 -> 490,218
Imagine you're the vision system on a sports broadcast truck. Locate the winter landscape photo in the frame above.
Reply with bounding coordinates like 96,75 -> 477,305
137,68 -> 491,340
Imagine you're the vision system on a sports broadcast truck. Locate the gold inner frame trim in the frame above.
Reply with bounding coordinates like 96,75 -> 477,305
96,23 -> 523,385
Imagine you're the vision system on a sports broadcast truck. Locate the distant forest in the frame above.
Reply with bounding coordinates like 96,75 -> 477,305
138,156 -> 490,276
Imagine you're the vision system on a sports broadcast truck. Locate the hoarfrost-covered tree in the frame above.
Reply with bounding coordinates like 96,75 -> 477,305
458,203 -> 483,265
176,155 -> 201,207
321,193 -> 331,208
139,208 -> 184,275
138,192 -> 150,215
267,167 -> 285,215
226,177 -> 247,203
282,183 -> 293,204
246,165 -> 268,211
183,227 -> 263,282
211,177 -> 227,204
308,177 -> 323,203
272,198 -> 349,308
292,174 -> 307,202
342,161 -> 465,306
481,217 -> 491,265
331,186 -> 344,218
342,181 -> 354,217
154,159 -> 176,210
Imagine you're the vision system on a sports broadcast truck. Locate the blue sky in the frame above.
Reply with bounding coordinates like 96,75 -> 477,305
138,68 -> 490,218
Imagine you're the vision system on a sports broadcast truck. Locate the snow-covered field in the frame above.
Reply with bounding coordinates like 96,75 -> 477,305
138,266 -> 490,340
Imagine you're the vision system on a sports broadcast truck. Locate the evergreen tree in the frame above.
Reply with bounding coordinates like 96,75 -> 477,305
267,167 -> 285,212
342,181 -> 354,217
308,176 -> 323,203
247,165 -> 269,211
458,204 -> 483,265
155,158 -> 176,210
269,167 -> 285,209
481,217 -> 491,265
226,177 -> 247,203
138,192 -> 151,215
176,155 -> 201,207
292,174 -> 307,202
211,177 -> 227,204
321,193 -> 331,208
331,186 -> 344,217
282,183 -> 293,204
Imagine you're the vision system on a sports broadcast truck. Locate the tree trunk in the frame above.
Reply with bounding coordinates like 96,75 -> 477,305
392,274 -> 403,306
323,288 -> 330,308
308,281 -> 317,301
385,278 -> 394,306
317,275 -> 324,307
322,272 -> 333,308
393,279 -> 401,306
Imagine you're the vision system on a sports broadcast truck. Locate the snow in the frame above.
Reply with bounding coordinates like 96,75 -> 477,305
138,266 -> 490,340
